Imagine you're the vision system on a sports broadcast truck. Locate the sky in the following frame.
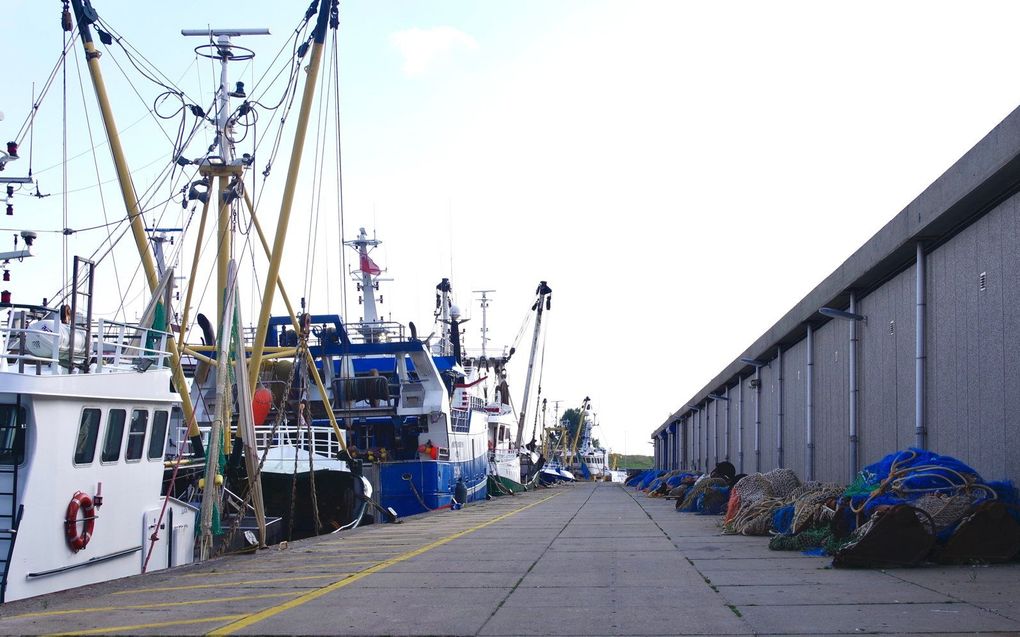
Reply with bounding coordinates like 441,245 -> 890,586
5,1 -> 1020,457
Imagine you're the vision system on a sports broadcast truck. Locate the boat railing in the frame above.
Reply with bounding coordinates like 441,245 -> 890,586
0,308 -> 170,375
253,421 -> 344,459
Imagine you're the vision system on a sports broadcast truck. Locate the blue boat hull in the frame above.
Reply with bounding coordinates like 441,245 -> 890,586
378,456 -> 488,517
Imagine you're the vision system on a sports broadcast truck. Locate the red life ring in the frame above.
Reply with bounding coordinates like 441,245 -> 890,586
65,491 -> 95,553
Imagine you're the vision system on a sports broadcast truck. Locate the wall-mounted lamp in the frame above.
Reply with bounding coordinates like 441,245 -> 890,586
740,357 -> 768,368
819,307 -> 866,322
708,392 -> 729,401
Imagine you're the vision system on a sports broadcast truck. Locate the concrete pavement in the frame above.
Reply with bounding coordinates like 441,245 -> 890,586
0,482 -> 1017,635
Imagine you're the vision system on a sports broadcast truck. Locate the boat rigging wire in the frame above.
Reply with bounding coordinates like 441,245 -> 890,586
72,43 -> 125,315
332,21 -> 349,322
13,32 -> 79,145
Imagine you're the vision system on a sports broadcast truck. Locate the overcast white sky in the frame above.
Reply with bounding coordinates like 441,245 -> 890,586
5,1 -> 1020,456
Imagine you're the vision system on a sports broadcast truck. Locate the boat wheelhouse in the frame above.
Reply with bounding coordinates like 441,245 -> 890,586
0,303 -> 196,602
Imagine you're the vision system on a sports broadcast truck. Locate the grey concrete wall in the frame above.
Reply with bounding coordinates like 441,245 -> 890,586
782,338 -> 807,476
857,264 -> 917,467
927,192 -> 1017,481
738,375 -> 754,475
812,317 -> 850,483
651,104 -> 1020,486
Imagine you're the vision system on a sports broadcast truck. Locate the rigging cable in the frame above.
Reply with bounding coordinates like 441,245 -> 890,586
332,13 -> 349,323
72,43 -> 125,316
530,311 -> 550,445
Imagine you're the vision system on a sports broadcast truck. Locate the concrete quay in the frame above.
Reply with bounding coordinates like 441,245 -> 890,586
0,482 -> 1018,635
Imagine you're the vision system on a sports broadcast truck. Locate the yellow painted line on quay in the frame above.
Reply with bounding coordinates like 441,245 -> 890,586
49,614 -> 249,636
111,572 -> 341,595
175,561 -> 382,577
208,492 -> 561,636
11,592 -> 303,619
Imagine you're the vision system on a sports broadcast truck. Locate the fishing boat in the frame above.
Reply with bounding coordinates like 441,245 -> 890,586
566,408 -> 611,480
259,231 -> 489,517
151,3 -> 375,544
0,0 -> 213,601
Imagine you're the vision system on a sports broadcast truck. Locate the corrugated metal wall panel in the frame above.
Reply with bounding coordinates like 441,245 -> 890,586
895,264 -> 917,452
1002,196 -> 1020,485
859,267 -> 912,467
757,362 -> 775,472
814,317 -> 849,483
783,338 -> 807,475
723,384 -> 735,465
739,376 -> 754,475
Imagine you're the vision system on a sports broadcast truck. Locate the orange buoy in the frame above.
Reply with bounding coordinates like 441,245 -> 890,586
252,387 -> 273,425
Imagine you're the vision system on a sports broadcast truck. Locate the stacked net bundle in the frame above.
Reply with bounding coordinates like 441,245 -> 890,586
678,477 -> 728,512
723,468 -> 803,535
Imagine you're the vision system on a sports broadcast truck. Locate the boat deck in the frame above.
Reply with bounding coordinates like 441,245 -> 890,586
1,482 -> 1020,635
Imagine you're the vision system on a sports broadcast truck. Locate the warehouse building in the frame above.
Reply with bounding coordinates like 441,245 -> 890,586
652,105 -> 1020,485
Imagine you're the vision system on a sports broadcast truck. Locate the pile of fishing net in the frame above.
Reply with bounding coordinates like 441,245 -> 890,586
626,470 -> 666,491
722,468 -> 804,535
674,477 -> 730,514
766,449 -> 1020,567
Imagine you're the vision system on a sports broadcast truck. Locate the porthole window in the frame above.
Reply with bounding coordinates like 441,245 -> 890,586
125,409 -> 148,461
149,410 -> 169,460
74,408 -> 101,465
101,409 -> 126,463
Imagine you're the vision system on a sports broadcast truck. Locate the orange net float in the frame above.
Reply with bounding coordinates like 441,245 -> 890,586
252,387 -> 273,425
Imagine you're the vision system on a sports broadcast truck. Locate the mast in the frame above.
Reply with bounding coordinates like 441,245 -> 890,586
435,278 -> 452,355
514,281 -> 552,451
345,227 -> 387,343
246,0 -> 336,391
474,289 -> 495,359
68,0 -> 203,454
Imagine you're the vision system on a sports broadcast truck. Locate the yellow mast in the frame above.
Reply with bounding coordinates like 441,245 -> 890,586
69,0 -> 203,452
246,0 -> 335,394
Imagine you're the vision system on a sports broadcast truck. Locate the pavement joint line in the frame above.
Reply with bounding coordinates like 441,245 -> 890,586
7,591 -> 304,619
44,613 -> 249,636
475,484 -> 596,636
111,572 -> 346,595
623,485 -> 758,635
205,491 -> 562,636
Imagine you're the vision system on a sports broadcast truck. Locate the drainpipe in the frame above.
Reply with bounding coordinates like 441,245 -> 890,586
754,366 -> 762,472
915,242 -> 927,449
737,377 -> 744,473
714,398 -> 720,466
776,346 -> 784,468
724,385 -> 731,461
806,325 -> 815,480
849,292 -> 860,482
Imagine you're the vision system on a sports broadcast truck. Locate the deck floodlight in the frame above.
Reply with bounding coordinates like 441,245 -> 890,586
819,306 -> 866,322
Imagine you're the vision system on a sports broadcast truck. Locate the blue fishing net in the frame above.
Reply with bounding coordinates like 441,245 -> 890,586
839,448 -> 1018,533
695,486 -> 731,515
771,505 -> 795,535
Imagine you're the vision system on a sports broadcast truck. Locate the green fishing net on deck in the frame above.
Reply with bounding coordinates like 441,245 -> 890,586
768,525 -> 835,552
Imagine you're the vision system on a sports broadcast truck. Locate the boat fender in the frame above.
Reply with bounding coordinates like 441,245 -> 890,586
65,491 -> 96,553
454,478 -> 468,506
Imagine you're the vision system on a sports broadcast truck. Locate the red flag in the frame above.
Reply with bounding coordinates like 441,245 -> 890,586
360,251 -> 381,275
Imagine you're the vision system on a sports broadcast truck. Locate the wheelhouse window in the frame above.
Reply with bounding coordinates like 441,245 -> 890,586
0,405 -> 25,465
125,409 -> 148,461
101,409 -> 126,463
74,408 -> 101,465
148,410 -> 168,460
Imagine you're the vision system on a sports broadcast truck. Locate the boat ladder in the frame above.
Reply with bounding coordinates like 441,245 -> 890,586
0,459 -> 23,603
